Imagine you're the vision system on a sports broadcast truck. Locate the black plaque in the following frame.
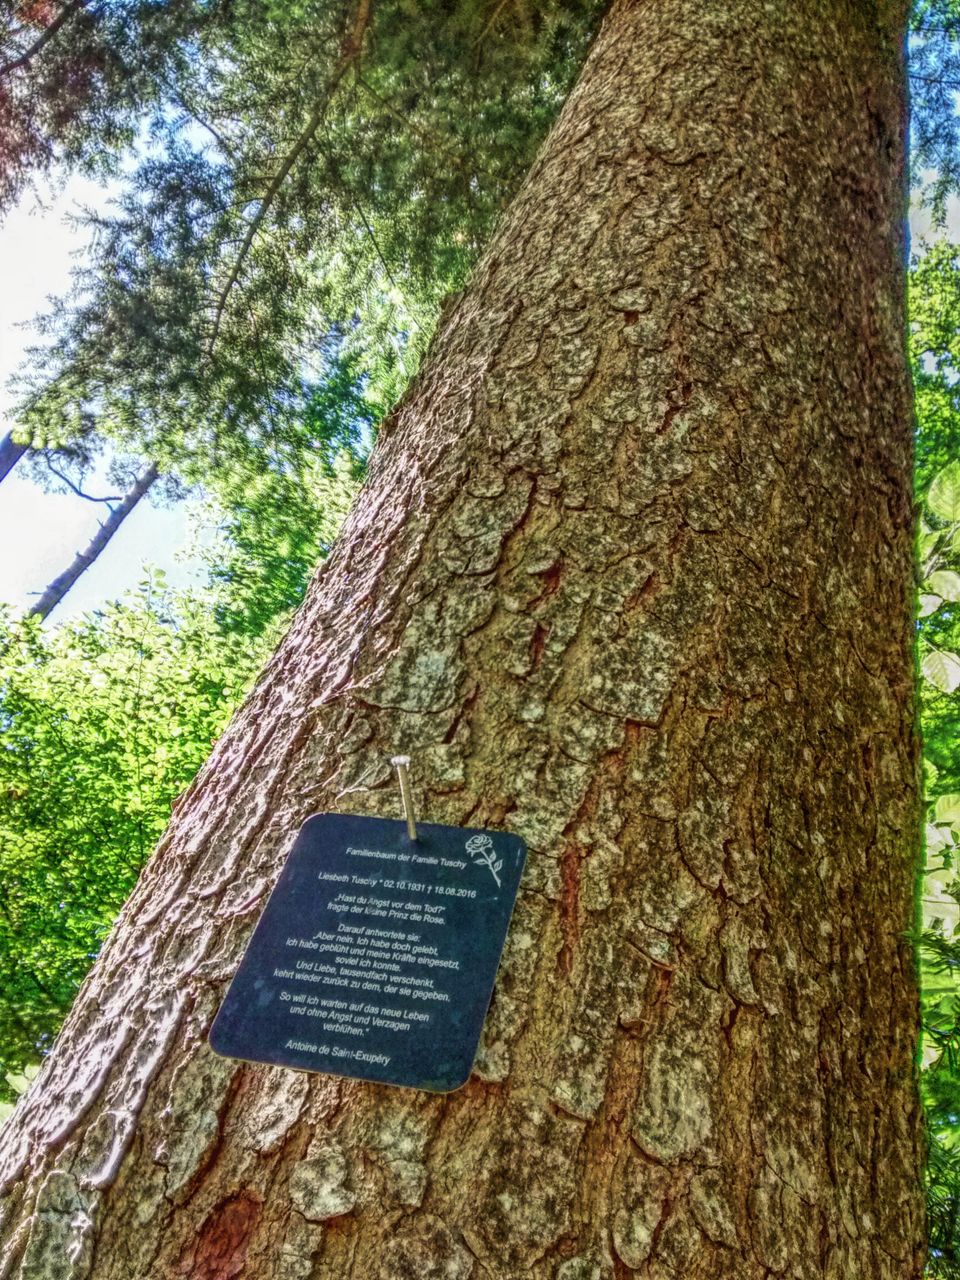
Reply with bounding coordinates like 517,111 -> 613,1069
209,813 -> 526,1092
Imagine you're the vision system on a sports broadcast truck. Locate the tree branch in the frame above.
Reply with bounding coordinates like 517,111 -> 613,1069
0,0 -> 91,79
475,0 -> 512,47
356,75 -> 484,176
910,73 -> 960,90
163,79 -> 239,163
43,457 -> 121,506
206,0 -> 373,355
27,463 -> 159,622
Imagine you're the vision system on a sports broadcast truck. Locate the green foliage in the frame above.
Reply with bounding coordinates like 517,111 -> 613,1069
911,245 -> 960,494
8,0 -> 603,499
0,579 -> 278,1098
911,1 -> 960,221
919,462 -> 960,798
917,455 -> 960,1276
922,906 -> 960,1277
0,361 -> 364,1097
190,337 -> 375,633
197,449 -> 360,636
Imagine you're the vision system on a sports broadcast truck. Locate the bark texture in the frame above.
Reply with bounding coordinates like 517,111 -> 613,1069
0,0 -> 922,1276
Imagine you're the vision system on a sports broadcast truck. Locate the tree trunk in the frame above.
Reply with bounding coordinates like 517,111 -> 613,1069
0,434 -> 27,486
26,464 -> 159,622
0,0 -> 922,1276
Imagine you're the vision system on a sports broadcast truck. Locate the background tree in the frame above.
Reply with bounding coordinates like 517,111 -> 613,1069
1,0 -> 607,614
0,357 -> 366,1094
911,452 -> 960,1276
0,1 -> 925,1277
0,578 -> 275,1094
909,247 -> 960,1274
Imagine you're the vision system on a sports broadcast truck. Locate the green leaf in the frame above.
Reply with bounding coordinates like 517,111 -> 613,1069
927,570 -> 960,602
935,795 -> 960,824
928,462 -> 960,522
922,649 -> 960,693
928,823 -> 950,853
4,1064 -> 39,1096
919,527 -> 942,560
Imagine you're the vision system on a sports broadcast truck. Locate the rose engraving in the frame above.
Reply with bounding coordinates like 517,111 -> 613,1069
465,834 -> 502,888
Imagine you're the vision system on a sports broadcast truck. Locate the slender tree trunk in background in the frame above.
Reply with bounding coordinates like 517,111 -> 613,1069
0,0 -> 922,1276
26,464 -> 159,622
0,434 -> 27,485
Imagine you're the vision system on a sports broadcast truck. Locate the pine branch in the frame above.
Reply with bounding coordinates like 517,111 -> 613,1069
475,0 -> 513,46
317,140 -> 409,306
206,0 -> 373,356
163,80 -> 239,163
356,75 -> 482,176
0,0 -> 91,79
911,73 -> 960,90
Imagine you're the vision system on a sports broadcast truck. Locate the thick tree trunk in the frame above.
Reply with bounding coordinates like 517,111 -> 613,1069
0,0 -> 922,1276
26,464 -> 159,622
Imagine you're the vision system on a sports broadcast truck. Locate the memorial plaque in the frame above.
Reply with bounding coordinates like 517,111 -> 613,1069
209,812 -> 526,1092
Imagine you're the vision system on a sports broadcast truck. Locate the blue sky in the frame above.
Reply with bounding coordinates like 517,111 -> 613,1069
0,175 -> 198,623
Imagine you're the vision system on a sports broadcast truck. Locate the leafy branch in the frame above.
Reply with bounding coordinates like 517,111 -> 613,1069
919,462 -> 960,695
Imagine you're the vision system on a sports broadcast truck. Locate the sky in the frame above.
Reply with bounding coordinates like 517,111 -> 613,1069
0,176 -> 199,624
0,179 -> 957,627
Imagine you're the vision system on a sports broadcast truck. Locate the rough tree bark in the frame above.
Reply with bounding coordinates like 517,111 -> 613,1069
0,0 -> 923,1277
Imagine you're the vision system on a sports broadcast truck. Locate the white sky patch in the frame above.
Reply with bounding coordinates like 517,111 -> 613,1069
0,176 -> 197,623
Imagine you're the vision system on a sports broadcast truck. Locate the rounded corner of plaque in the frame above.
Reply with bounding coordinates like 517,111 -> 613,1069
206,1020 -> 229,1058
439,1064 -> 475,1094
299,812 -> 334,835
